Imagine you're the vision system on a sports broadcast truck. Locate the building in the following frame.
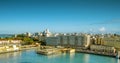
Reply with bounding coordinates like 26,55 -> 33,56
90,45 -> 116,53
43,29 -> 51,37
0,40 -> 21,46
0,40 -> 22,52
45,37 -> 60,46
102,37 -> 120,49
45,34 -> 91,48
26,32 -> 31,37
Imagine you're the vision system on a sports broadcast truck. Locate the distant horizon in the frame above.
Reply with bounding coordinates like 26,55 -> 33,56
0,0 -> 120,34
0,30 -> 120,35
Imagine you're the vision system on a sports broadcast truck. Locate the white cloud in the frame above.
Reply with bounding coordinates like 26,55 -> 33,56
99,27 -> 106,32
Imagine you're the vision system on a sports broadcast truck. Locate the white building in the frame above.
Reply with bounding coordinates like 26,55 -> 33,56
43,29 -> 51,37
0,40 -> 21,46
45,34 -> 91,48
46,37 -> 60,46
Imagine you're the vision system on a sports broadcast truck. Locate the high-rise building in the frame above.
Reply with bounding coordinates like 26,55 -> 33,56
45,34 -> 91,48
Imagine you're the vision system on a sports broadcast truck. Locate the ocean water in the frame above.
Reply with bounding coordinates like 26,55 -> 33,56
0,49 -> 119,63
0,34 -> 13,38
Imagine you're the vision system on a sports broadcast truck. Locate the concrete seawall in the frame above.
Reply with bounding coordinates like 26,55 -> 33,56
76,49 -> 117,58
36,48 -> 75,55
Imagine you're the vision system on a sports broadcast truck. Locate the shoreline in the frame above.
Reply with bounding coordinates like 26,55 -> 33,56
0,45 -> 38,54
75,49 -> 118,58
0,45 -> 119,59
36,46 -> 119,59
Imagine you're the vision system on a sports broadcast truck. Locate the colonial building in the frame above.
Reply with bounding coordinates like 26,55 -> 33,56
90,45 -> 116,53
102,37 -> 120,49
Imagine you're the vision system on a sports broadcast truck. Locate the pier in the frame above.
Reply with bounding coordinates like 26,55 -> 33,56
36,46 -> 75,55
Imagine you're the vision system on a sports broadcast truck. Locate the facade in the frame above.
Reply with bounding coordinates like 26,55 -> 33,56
0,40 -> 9,46
93,37 -> 103,45
45,37 -> 60,46
0,40 -> 21,46
92,36 -> 120,49
90,45 -> 116,53
45,34 -> 91,48
61,36 -> 69,46
102,37 -> 120,49
0,40 -> 22,52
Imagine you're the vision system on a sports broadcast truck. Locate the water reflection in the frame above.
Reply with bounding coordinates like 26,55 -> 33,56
70,53 -> 75,59
0,50 -> 118,63
47,53 -> 62,59
117,59 -> 120,63
62,52 -> 66,55
83,54 -> 90,63
69,53 -> 75,63
0,51 -> 21,59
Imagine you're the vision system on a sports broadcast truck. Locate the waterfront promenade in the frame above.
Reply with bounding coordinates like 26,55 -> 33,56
0,45 -> 119,59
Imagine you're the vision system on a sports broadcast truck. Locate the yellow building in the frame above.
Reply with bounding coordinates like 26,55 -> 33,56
102,37 -> 120,49
90,45 -> 116,53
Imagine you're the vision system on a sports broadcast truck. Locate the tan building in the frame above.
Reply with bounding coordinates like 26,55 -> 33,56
90,45 -> 116,53
91,36 -> 103,45
102,37 -> 120,49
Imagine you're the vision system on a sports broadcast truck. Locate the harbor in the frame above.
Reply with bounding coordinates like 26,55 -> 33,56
0,49 -> 119,63
36,46 -> 120,59
0,0 -> 120,63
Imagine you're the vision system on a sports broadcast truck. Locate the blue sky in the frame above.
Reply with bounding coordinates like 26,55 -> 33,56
0,0 -> 120,34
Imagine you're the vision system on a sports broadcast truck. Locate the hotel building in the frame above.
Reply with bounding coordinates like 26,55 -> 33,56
45,34 -> 91,48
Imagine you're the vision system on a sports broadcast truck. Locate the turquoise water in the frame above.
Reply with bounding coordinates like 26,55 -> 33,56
0,49 -> 119,63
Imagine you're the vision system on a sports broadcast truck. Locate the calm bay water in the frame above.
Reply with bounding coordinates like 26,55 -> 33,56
0,49 -> 119,63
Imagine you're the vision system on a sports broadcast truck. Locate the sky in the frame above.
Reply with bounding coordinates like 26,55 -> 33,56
0,0 -> 120,34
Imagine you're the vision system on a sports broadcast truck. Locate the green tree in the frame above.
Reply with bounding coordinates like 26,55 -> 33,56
22,37 -> 34,45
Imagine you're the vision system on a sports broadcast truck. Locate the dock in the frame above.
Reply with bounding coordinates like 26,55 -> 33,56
36,47 -> 75,55
76,49 -> 117,58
